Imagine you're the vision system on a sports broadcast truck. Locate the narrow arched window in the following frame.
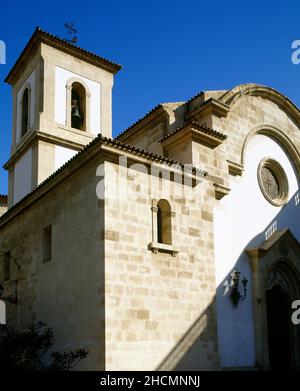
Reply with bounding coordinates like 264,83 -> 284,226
71,82 -> 86,131
157,200 -> 172,245
21,88 -> 29,137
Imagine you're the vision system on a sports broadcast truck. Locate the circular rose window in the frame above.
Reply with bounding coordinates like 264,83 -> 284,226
257,158 -> 289,206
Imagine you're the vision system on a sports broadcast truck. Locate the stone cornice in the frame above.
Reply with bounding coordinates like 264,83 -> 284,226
3,130 -> 90,170
160,121 -> 227,149
0,135 -> 207,229
219,83 -> 300,125
248,229 -> 300,255
185,98 -> 230,120
227,160 -> 244,176
213,183 -> 231,200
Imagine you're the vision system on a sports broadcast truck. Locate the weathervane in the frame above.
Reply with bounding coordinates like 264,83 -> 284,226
64,22 -> 78,44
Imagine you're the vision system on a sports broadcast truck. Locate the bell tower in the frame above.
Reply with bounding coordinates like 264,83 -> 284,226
4,28 -> 121,207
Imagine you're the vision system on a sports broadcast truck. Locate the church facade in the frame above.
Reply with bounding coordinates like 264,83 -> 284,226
0,28 -> 300,371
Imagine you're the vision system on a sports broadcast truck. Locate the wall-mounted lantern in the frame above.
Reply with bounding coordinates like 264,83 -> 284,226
230,269 -> 248,307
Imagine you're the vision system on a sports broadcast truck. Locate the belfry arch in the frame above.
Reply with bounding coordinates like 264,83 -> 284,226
65,77 -> 91,132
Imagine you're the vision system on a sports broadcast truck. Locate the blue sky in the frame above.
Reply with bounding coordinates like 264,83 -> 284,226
0,0 -> 300,194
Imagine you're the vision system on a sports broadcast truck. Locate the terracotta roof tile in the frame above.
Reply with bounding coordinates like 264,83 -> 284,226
0,135 -> 206,222
5,27 -> 122,84
159,120 -> 227,143
115,104 -> 164,140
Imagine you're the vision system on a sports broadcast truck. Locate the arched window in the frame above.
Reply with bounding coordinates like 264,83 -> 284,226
71,82 -> 86,131
157,199 -> 172,245
21,88 -> 29,137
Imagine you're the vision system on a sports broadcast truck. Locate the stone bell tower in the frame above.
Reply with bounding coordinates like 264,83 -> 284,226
4,28 -> 121,207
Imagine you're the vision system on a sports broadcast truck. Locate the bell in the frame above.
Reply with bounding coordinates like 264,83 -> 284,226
71,99 -> 82,129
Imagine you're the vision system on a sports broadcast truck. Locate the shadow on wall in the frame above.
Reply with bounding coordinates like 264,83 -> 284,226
155,190 -> 300,371
0,193 -> 299,370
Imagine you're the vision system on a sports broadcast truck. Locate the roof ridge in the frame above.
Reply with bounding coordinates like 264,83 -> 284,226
185,90 -> 204,104
159,120 -> 227,143
36,27 -> 121,70
5,27 -> 121,84
115,104 -> 164,140
99,135 -> 205,168
0,133 -> 206,221
115,88 -> 229,142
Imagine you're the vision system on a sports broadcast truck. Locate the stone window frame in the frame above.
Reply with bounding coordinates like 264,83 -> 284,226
42,225 -> 52,263
148,199 -> 179,256
65,77 -> 91,133
257,157 -> 289,207
20,83 -> 32,139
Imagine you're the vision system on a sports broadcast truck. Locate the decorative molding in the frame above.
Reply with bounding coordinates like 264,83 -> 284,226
186,97 -> 230,119
257,157 -> 289,207
148,242 -> 179,257
246,248 -> 267,260
227,160 -> 244,176
1,135 -> 206,227
160,121 -> 227,150
3,130 -> 86,170
219,84 -> 300,126
266,270 -> 289,293
241,125 -> 300,180
191,128 -> 225,148
213,183 -> 230,200
246,229 -> 300,370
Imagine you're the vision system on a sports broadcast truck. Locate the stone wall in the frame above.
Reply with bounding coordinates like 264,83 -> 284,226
103,160 -> 220,370
0,146 -> 220,371
0,161 -> 105,370
111,85 -> 300,369
2,83 -> 299,371
0,205 -> 7,217
0,197 -> 7,217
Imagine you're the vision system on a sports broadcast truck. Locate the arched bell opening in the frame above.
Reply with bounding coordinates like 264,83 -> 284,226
71,82 -> 86,131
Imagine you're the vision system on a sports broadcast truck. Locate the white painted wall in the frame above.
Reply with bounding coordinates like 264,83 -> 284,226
55,145 -> 77,171
214,134 -> 300,368
16,70 -> 36,143
55,66 -> 101,135
13,148 -> 32,205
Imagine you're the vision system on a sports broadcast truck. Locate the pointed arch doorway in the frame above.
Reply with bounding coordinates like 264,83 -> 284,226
247,229 -> 300,371
266,271 -> 293,370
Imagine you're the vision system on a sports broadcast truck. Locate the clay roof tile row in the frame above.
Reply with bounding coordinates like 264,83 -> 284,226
0,134 -> 206,222
5,27 -> 122,84
159,120 -> 227,143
